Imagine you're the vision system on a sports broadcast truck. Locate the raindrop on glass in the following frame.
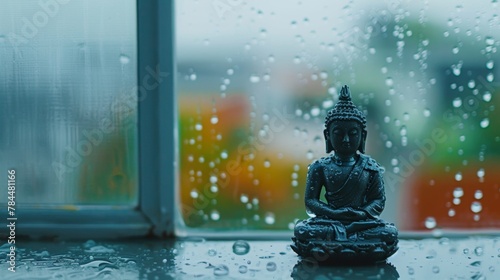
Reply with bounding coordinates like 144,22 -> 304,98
474,246 -> 484,256
483,92 -> 492,102
227,68 -> 234,75
266,262 -> 277,272
468,79 -> 476,88
264,212 -> 275,225
322,100 -> 334,108
480,118 -> 489,128
453,187 -> 464,198
423,109 -> 431,117
240,194 -> 249,203
487,73 -> 494,82
213,264 -> 229,276
471,201 -> 482,213
455,172 -> 462,181
485,36 -> 495,45
210,176 -> 218,184
208,249 -> 217,256
210,210 -> 220,221
195,123 -> 203,131
232,240 -> 250,255
477,168 -> 485,178
210,116 -> 219,124
221,151 -> 228,159
425,217 -> 437,229
238,265 -> 248,273
474,190 -> 483,200
432,266 -> 440,273
448,209 -> 456,217
385,77 -> 394,87
190,73 -> 197,81
486,60 -> 494,69
306,150 -> 314,160
310,107 -> 321,117
452,98 -> 462,108
119,54 -> 130,64
250,75 -> 260,83
190,190 -> 198,199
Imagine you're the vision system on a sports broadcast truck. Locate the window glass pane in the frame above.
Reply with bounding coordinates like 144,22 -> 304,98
177,1 -> 500,232
0,0 -> 138,205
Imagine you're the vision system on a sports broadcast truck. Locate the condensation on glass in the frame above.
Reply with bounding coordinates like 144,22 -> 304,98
176,1 -> 500,233
0,0 -> 138,205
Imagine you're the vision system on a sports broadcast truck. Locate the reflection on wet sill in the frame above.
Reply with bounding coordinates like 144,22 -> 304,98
1,237 -> 499,279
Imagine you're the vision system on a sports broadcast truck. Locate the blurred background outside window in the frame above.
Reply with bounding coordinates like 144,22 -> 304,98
176,0 -> 500,234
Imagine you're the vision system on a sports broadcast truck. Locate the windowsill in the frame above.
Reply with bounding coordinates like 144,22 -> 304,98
2,236 -> 498,278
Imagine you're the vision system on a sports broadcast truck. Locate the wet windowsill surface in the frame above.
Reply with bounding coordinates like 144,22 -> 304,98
1,236 -> 499,279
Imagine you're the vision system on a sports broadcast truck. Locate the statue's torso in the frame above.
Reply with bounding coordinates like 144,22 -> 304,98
319,156 -> 370,208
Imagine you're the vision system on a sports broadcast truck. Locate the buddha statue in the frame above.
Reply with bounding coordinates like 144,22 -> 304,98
291,85 -> 398,264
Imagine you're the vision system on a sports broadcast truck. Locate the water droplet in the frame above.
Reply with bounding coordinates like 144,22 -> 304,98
208,249 -> 217,256
221,151 -> 228,159
190,190 -> 199,198
470,260 -> 481,267
162,258 -> 167,263
266,262 -> 277,272
189,73 -> 197,81
400,125 -> 407,136
385,141 -> 393,148
453,198 -> 461,205
264,212 -> 275,225
453,187 -> 464,198
213,264 -> 229,276
468,79 -> 476,89
485,36 -> 495,45
238,265 -> 248,273
480,118 -> 489,128
250,75 -> 260,83
408,266 -> 414,275
452,46 -> 460,54
477,168 -> 485,179
385,77 -> 394,86
322,100 -> 334,109
455,172 -> 462,181
210,116 -> 219,124
119,54 -> 130,64
210,210 -> 220,220
474,246 -> 484,256
425,217 -> 437,229
310,107 -> 321,117
293,56 -> 301,64
471,201 -> 482,213
448,209 -> 456,217
483,91 -> 492,102
210,176 -> 218,184
227,68 -> 234,75
306,150 -> 314,160
232,240 -> 250,255
306,208 -> 316,218
195,123 -> 203,131
423,109 -> 431,117
486,60 -> 495,69
268,55 -> 275,63
240,194 -> 249,203
474,190 -> 483,199
432,266 -> 440,273
487,73 -> 494,82
453,98 -> 462,108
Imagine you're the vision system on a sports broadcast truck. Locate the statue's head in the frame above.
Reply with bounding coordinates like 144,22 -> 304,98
323,85 -> 367,154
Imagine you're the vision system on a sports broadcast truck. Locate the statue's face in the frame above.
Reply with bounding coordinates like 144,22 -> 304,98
328,120 -> 362,156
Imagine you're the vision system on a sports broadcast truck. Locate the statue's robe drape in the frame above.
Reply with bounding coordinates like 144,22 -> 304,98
295,154 -> 396,242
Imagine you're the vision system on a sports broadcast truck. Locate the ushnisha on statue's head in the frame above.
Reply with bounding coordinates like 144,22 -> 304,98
323,85 -> 367,154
